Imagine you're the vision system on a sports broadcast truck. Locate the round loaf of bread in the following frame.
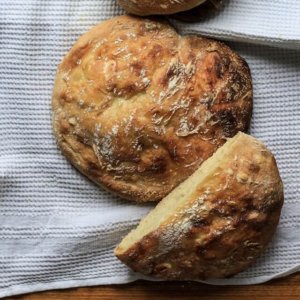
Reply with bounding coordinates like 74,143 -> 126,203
117,0 -> 207,16
52,15 -> 253,202
115,133 -> 284,279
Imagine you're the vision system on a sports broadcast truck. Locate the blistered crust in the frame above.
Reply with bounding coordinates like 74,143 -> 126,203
52,15 -> 253,202
115,133 -> 284,279
118,0 -> 207,16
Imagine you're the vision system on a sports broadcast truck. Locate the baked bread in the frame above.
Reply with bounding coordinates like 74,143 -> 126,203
117,0 -> 207,16
115,132 -> 284,279
52,15 -> 252,202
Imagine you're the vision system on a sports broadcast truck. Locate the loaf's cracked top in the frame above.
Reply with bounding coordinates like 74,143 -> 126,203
52,15 -> 252,202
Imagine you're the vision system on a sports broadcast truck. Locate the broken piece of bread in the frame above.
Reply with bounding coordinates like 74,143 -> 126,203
115,132 -> 284,279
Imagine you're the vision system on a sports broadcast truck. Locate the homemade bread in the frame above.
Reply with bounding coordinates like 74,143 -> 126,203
115,132 -> 284,279
118,0 -> 207,16
52,15 -> 252,202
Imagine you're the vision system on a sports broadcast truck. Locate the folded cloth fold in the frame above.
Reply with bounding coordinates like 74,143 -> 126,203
171,0 -> 300,50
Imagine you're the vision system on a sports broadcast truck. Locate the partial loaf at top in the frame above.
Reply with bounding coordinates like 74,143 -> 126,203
117,0 -> 207,16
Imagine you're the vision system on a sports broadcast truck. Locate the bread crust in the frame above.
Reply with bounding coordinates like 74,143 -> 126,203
52,15 -> 252,202
118,0 -> 207,16
115,133 -> 284,279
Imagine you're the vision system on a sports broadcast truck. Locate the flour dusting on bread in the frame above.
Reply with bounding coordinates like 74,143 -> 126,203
115,133 -> 284,279
52,15 -> 252,202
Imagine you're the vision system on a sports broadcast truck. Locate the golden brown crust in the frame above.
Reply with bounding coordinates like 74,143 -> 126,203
52,15 -> 253,202
115,133 -> 284,279
118,0 -> 207,16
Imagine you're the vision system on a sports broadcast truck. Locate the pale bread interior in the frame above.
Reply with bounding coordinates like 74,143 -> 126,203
115,132 -> 245,254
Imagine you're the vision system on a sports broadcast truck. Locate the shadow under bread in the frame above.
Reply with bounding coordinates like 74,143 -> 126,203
171,0 -> 228,23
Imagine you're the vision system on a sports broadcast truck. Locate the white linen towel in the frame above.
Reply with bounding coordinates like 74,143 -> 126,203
0,0 -> 299,298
